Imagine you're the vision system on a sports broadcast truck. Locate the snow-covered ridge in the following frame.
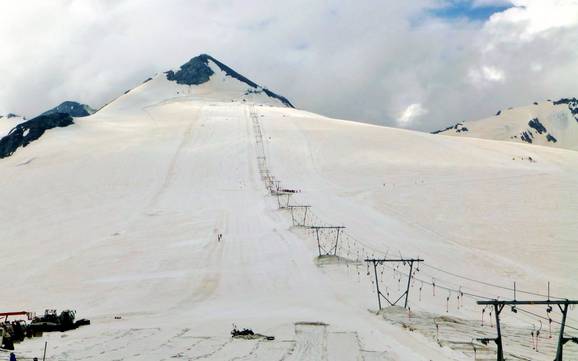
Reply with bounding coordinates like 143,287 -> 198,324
100,54 -> 293,114
0,113 -> 74,158
0,101 -> 93,158
1,54 -> 294,159
0,113 -> 26,138
434,98 -> 578,151
165,54 -> 293,108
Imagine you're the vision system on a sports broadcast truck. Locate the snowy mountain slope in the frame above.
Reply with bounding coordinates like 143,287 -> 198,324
41,101 -> 96,117
0,113 -> 74,158
434,98 -> 578,151
1,99 -> 577,360
0,113 -> 25,138
0,55 -> 292,159
1,59 -> 578,360
100,54 -> 293,116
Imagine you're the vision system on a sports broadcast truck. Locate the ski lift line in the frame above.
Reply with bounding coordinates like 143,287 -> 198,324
363,241 -> 576,328
509,308 -> 563,339
319,194 -> 567,303
361,238 -> 564,304
378,261 -> 496,301
358,244 -> 507,301
257,171 -> 563,316
413,266 -> 554,305
344,227 -> 565,302
249,107 -> 578,330
408,273 -> 494,301
336,223 -> 572,310
516,308 -> 578,332
421,263 -> 565,300
414,272 -> 503,302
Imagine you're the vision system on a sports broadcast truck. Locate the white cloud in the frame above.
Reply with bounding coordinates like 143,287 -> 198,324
482,66 -> 505,81
0,0 -> 577,132
468,65 -> 506,85
486,0 -> 578,40
398,103 -> 428,126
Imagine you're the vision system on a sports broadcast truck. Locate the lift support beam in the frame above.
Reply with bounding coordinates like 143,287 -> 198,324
365,258 -> 424,310
285,205 -> 311,227
477,299 -> 578,361
307,226 -> 346,257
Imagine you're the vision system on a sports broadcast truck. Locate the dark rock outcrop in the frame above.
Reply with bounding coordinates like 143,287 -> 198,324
520,131 -> 533,144
553,97 -> 578,121
165,54 -> 294,108
41,101 -> 95,117
166,55 -> 214,85
553,97 -> 577,106
431,122 -> 468,134
528,118 -> 547,134
0,113 -> 73,159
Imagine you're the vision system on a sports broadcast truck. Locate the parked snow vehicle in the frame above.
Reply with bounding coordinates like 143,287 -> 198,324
29,310 -> 89,333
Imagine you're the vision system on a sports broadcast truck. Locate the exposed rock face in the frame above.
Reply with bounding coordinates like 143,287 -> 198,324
554,97 -> 578,121
528,118 -> 547,134
41,101 -> 95,117
0,113 -> 73,159
165,54 -> 294,108
520,131 -> 533,144
166,54 -> 215,85
431,122 -> 468,134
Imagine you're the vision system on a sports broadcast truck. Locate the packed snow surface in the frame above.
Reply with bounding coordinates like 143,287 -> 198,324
1,65 -> 578,360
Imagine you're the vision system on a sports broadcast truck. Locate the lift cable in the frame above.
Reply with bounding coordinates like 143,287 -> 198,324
421,263 -> 565,300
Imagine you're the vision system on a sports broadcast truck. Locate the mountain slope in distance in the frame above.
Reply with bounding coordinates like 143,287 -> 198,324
434,98 -> 578,151
101,54 -> 293,114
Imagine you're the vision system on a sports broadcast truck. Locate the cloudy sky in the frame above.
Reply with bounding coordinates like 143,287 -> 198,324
1,0 -> 578,131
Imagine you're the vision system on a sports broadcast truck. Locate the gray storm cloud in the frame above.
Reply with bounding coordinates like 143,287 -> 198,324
1,0 -> 577,131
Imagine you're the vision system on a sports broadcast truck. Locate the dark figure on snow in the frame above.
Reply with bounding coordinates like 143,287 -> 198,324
9,352 -> 16,361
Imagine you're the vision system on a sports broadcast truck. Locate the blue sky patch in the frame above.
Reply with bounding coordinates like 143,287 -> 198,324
431,1 -> 512,21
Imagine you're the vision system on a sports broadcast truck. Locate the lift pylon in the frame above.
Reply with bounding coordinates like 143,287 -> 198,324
307,226 -> 346,257
477,299 -> 578,361
364,258 -> 424,310
285,205 -> 311,227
